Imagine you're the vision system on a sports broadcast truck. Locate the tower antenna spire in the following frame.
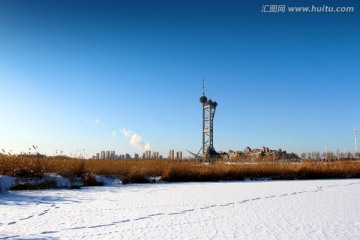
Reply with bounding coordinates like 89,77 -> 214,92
202,77 -> 205,96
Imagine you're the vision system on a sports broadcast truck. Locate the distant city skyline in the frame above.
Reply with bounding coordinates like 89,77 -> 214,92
1,0 -> 359,157
93,149 -> 177,160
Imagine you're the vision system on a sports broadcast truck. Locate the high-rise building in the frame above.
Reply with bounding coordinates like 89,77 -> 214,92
96,153 -> 100,159
168,149 -> 174,159
110,151 -> 115,160
125,153 -> 131,159
106,151 -> 110,159
134,153 -> 139,159
144,150 -> 151,159
152,151 -> 159,159
100,151 -> 105,159
176,151 -> 182,160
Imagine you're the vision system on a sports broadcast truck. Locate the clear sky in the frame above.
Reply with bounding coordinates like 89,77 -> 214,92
1,0 -> 359,158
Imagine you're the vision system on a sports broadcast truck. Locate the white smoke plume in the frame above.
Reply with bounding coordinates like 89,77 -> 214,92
121,128 -> 151,150
144,143 -> 151,150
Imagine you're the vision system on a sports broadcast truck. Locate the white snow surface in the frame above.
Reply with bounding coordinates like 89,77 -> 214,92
1,179 -> 360,240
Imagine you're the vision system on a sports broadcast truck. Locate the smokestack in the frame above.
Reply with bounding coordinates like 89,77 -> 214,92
355,126 -> 358,154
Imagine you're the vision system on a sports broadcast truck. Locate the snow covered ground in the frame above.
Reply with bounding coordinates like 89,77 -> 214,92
1,179 -> 360,240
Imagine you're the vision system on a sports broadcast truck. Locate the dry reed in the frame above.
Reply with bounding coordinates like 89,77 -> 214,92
1,154 -> 360,183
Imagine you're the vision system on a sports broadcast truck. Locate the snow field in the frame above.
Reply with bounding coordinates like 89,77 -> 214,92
1,179 -> 360,239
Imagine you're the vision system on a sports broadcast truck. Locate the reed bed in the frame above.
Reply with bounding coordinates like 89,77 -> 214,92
1,154 -> 360,183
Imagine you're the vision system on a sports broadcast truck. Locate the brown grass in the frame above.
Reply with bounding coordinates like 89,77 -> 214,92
160,161 -> 360,182
1,154 -> 360,184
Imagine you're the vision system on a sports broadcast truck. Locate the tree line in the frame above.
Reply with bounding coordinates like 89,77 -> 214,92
300,151 -> 360,161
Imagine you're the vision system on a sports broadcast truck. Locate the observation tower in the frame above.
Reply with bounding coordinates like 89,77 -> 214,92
200,80 -> 218,159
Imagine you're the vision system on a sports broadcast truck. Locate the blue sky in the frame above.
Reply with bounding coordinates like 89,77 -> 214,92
1,0 -> 359,157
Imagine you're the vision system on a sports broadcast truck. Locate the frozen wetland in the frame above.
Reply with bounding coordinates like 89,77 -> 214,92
1,179 -> 360,239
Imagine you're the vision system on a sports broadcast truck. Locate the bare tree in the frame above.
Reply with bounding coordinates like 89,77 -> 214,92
326,151 -> 335,161
312,152 -> 320,161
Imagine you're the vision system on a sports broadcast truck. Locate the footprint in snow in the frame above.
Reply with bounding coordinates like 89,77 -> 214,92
38,210 -> 49,216
148,213 -> 165,217
113,219 -> 130,223
134,216 -> 151,220
168,212 -> 181,215
219,203 -> 234,207
298,191 -> 308,193
180,209 -> 195,213
200,206 -> 210,209
41,231 -> 58,234
88,223 -> 115,228
200,205 -> 217,209
68,226 -> 87,230
19,215 -> 34,221
265,195 -> 275,199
